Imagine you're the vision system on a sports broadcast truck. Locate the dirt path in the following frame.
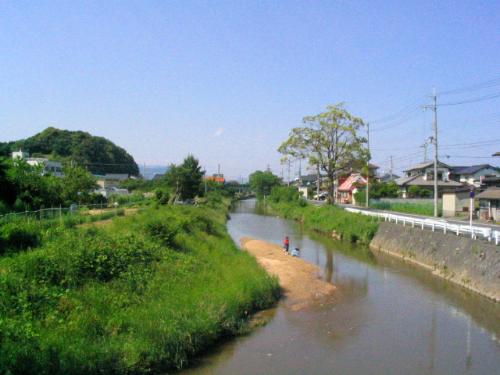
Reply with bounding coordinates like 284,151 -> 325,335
78,208 -> 139,228
241,237 -> 336,311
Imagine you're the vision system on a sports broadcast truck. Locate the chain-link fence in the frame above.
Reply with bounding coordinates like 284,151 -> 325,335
0,202 -> 123,224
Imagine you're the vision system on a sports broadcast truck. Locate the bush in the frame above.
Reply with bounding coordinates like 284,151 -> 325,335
269,200 -> 378,244
0,201 -> 279,374
0,221 -> 40,254
269,186 -> 303,204
408,185 -> 432,198
154,188 -> 170,205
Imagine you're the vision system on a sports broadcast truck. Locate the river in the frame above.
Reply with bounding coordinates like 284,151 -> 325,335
182,199 -> 500,375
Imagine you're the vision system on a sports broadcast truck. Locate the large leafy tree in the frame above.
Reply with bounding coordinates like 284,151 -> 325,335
6,159 -> 63,210
61,165 -> 98,204
165,155 -> 204,201
278,103 -> 368,203
0,158 -> 17,206
249,170 -> 281,198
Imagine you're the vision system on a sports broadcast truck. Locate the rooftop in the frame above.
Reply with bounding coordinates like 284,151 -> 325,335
476,187 -> 500,200
404,161 -> 450,172
450,164 -> 498,175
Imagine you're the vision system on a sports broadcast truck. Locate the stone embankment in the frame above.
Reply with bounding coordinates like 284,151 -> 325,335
370,222 -> 500,302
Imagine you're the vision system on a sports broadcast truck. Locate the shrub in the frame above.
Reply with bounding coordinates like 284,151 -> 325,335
0,221 -> 40,254
0,201 -> 279,374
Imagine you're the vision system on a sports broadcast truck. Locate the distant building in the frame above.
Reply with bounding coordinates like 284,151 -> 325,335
337,173 -> 367,204
477,187 -> 500,222
205,173 -> 225,184
395,161 -> 463,198
95,173 -> 130,188
96,186 -> 130,199
11,150 -> 29,160
11,150 -> 63,177
449,164 -> 500,187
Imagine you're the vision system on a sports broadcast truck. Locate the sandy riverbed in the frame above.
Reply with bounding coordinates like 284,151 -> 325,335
241,237 -> 336,311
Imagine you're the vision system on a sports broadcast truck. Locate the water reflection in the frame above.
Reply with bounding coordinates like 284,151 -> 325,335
181,199 -> 500,375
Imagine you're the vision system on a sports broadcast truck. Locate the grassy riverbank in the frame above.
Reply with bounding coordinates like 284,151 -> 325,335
0,198 -> 279,374
267,190 -> 378,244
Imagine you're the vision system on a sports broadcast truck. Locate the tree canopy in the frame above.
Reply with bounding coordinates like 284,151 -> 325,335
278,103 -> 368,203
164,155 -> 204,201
248,170 -> 281,198
0,127 -> 139,176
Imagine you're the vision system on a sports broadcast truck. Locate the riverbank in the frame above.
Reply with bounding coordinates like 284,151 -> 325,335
267,201 -> 378,244
371,221 -> 500,302
0,199 -> 279,374
268,200 -> 499,302
241,237 -> 336,311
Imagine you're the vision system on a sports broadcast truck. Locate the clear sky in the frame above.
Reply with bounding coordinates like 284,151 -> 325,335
1,1 -> 499,180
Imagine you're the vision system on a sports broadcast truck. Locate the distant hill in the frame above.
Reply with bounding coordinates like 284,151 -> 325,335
0,127 -> 139,176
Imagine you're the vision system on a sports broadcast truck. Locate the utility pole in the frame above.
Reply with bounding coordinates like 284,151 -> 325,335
420,142 -> 429,162
366,122 -> 370,208
433,92 -> 438,217
429,90 -> 439,217
389,155 -> 394,179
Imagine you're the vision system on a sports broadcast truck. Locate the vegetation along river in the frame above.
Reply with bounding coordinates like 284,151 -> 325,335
182,199 -> 500,375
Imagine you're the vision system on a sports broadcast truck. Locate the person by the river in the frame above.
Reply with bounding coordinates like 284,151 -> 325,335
291,247 -> 300,257
283,236 -> 290,254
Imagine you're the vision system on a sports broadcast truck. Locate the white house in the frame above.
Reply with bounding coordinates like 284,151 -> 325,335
11,150 -> 63,177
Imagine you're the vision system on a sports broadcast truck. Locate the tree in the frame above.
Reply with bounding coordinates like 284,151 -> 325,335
6,159 -> 63,210
248,170 -> 281,198
278,103 -> 368,203
0,158 -> 17,207
61,165 -> 98,204
164,155 -> 204,201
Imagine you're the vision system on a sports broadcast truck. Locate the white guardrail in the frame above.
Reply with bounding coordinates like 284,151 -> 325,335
345,207 -> 500,246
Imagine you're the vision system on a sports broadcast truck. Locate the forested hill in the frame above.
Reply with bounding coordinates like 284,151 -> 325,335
0,127 -> 139,176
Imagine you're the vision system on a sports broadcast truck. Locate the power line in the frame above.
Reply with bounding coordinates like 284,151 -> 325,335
438,92 -> 500,107
370,108 -> 422,132
438,77 -> 500,96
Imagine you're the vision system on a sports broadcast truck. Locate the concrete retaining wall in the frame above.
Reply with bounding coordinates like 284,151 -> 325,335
370,222 -> 500,302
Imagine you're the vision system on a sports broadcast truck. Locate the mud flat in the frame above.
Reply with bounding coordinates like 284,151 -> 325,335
241,237 -> 336,310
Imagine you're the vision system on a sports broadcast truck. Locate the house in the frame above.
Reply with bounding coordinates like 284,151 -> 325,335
11,150 -> 29,160
449,164 -> 500,187
337,173 -> 367,204
481,176 -> 500,189
395,161 -> 463,198
205,173 -> 225,184
96,186 -> 130,199
477,187 -> 500,222
95,173 -> 130,189
11,150 -> 63,177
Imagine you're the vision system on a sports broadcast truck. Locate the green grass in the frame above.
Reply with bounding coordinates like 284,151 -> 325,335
269,201 -> 379,244
369,201 -> 441,216
0,200 -> 279,374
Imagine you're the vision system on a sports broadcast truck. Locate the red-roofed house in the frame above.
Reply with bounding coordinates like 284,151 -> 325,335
337,173 -> 367,204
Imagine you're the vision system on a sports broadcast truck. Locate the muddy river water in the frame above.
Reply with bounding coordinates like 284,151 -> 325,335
182,199 -> 499,375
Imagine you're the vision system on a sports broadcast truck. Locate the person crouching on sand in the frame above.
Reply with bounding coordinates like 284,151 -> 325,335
283,236 -> 290,254
292,247 -> 300,257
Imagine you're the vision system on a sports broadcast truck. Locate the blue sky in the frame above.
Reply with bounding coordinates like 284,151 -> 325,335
1,1 -> 499,180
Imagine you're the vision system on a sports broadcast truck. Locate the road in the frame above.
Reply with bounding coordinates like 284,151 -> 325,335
307,199 -> 500,231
